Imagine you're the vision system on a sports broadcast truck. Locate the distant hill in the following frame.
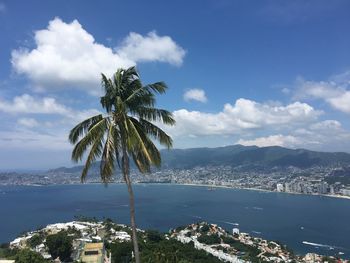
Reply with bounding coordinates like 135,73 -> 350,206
161,145 -> 350,169
48,145 -> 350,173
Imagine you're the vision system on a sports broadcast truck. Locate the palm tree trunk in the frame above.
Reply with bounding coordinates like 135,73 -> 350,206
122,146 -> 141,263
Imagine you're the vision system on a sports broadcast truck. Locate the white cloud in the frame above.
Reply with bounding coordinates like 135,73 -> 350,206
0,94 -> 69,114
11,18 -> 185,95
295,72 -> 350,114
17,118 -> 39,128
0,94 -> 101,124
237,120 -> 350,150
117,31 -> 185,66
237,134 -> 300,148
183,89 -> 207,103
163,98 -> 321,137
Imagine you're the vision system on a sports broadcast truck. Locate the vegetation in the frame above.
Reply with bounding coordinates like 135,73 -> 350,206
160,145 -> 350,170
107,242 -> 133,263
222,236 -> 236,245
27,234 -> 44,248
228,241 -> 262,263
106,230 -> 222,263
14,249 -> 48,263
74,215 -> 99,222
0,243 -> 18,259
200,223 -> 210,233
46,231 -> 72,262
197,233 -> 221,245
69,66 -> 175,263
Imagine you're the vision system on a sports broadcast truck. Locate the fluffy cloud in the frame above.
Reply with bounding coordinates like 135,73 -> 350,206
183,89 -> 207,103
11,18 -> 185,95
0,94 -> 101,124
237,120 -> 350,150
117,31 -> 185,66
237,134 -> 300,148
295,71 -> 350,114
0,94 -> 70,114
0,94 -> 102,151
164,98 -> 321,137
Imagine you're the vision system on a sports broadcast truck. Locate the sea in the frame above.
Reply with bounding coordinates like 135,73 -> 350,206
0,183 -> 349,258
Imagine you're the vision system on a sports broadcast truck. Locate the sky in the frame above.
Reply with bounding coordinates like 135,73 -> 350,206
0,0 -> 350,170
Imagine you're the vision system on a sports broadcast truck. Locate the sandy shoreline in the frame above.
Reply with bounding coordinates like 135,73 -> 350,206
164,182 -> 350,200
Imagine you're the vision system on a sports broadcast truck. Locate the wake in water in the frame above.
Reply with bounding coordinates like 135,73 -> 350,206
302,241 -> 349,252
221,221 -> 239,226
251,231 -> 262,234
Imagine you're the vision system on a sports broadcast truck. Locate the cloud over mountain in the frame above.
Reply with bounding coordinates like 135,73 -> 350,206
166,98 -> 322,137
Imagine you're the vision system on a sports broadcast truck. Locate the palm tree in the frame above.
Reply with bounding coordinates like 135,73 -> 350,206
68,66 -> 175,263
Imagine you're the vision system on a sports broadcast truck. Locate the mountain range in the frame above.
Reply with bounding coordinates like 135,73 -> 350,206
49,145 -> 350,173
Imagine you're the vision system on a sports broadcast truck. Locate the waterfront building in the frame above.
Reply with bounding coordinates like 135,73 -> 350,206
80,242 -> 111,263
276,183 -> 284,192
341,188 -> 350,196
316,182 -> 329,194
284,183 -> 291,192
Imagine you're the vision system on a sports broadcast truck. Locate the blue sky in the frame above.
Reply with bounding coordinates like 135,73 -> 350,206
1,0 -> 350,169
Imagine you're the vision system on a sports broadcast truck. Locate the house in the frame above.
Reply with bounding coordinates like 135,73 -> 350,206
80,242 -> 111,263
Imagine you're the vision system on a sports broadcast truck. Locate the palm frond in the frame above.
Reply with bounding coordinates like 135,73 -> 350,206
134,107 -> 175,125
81,138 -> 104,182
136,118 -> 173,148
100,123 -> 117,182
71,118 -> 107,162
144,82 -> 168,94
69,114 -> 103,144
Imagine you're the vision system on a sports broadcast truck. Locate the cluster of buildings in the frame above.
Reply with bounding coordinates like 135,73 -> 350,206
1,164 -> 350,199
172,222 -> 347,263
276,178 -> 350,197
138,166 -> 350,198
9,221 -> 131,262
172,222 -> 295,262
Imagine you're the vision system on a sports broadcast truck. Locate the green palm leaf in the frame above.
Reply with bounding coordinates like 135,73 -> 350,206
69,66 -> 175,263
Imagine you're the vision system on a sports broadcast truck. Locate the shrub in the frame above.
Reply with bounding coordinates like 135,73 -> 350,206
46,231 -> 72,262
14,249 -> 47,263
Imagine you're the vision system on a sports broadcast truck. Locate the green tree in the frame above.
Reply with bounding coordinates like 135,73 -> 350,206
27,234 -> 44,248
197,234 -> 221,245
14,249 -> 47,263
46,231 -> 72,262
69,66 -> 175,263
109,242 -> 133,263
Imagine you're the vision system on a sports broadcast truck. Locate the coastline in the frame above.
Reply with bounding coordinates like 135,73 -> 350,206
138,182 -> 350,201
1,181 -> 350,201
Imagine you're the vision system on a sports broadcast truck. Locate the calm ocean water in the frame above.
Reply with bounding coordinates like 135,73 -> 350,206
0,184 -> 349,257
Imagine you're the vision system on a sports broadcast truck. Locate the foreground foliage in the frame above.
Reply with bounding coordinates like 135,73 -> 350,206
106,230 -> 222,263
46,231 -> 72,262
14,249 -> 48,263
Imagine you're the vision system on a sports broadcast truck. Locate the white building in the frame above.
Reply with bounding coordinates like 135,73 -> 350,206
341,188 -> 350,196
232,228 -> 240,235
276,183 -> 284,192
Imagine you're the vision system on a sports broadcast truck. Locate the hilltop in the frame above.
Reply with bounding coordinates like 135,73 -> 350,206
48,145 -> 350,174
2,220 -> 347,263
